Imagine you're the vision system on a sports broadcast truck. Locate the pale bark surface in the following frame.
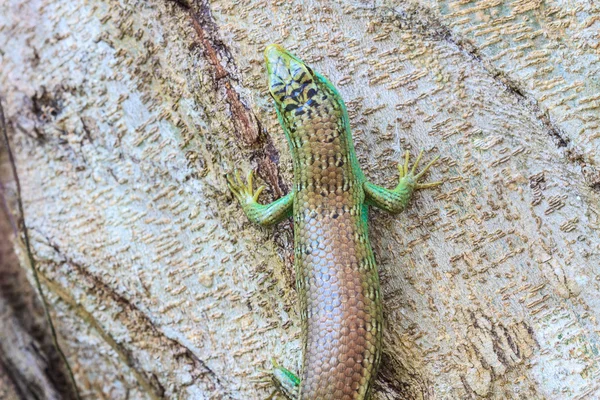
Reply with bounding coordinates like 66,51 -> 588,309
0,0 -> 599,399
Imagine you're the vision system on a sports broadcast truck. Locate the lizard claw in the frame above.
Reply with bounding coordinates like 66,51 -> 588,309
226,169 -> 264,204
398,150 -> 443,190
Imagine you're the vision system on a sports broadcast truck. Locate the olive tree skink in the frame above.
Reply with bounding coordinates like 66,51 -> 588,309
227,44 -> 441,400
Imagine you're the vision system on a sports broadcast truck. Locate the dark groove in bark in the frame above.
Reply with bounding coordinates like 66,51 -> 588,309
371,3 -> 600,191
0,351 -> 38,400
32,230 -> 233,399
1,98 -> 80,400
374,4 -> 570,146
184,0 -> 289,197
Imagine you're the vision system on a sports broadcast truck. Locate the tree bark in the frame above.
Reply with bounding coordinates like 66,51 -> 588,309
1,0 -> 599,399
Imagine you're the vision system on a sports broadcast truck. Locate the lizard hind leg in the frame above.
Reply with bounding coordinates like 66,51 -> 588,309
270,359 -> 300,399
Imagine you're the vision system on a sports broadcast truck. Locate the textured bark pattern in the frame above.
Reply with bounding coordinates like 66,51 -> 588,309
0,0 -> 599,399
0,157 -> 76,399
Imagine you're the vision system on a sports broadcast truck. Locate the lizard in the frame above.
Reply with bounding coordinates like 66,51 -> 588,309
227,44 -> 442,400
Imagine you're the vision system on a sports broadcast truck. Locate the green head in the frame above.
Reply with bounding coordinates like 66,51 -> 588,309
264,44 -> 321,116
263,44 -> 352,142
263,44 -> 361,174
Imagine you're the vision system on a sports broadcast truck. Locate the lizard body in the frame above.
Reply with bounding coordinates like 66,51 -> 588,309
227,44 -> 441,400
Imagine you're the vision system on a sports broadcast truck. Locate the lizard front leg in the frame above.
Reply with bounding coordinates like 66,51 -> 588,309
364,150 -> 442,214
227,170 -> 294,226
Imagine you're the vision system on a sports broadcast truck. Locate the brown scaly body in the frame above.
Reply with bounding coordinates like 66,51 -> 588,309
286,55 -> 381,400
227,45 -> 441,399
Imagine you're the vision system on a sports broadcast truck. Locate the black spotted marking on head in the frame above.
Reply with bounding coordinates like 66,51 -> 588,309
291,83 -> 309,99
306,98 -> 318,108
265,47 -> 320,113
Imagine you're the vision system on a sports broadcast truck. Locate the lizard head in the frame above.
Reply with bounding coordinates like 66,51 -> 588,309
264,44 -> 321,116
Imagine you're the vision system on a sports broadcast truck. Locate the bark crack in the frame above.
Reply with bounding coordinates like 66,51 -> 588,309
368,2 -> 599,191
0,356 -> 31,400
177,0 -> 289,197
1,98 -> 81,400
31,230 -> 233,399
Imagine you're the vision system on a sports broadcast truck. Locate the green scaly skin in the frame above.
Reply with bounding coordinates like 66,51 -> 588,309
227,44 -> 442,400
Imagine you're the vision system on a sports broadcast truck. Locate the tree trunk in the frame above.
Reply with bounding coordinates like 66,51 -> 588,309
1,0 -> 599,399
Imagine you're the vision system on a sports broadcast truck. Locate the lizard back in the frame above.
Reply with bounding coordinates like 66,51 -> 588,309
265,44 -> 383,400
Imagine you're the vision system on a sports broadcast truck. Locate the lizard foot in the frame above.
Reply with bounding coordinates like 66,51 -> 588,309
398,150 -> 442,190
226,169 -> 265,205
